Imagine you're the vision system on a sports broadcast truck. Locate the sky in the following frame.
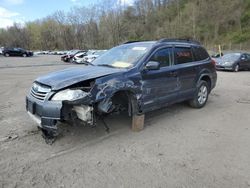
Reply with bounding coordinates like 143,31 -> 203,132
0,0 -> 134,28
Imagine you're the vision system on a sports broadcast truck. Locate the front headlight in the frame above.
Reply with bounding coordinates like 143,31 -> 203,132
51,89 -> 88,101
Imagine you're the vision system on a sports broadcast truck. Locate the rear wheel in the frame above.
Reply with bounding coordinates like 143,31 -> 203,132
22,53 -> 27,57
234,64 -> 239,72
189,80 -> 209,108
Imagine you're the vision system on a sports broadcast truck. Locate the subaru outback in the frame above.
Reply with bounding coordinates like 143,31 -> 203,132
26,39 -> 217,141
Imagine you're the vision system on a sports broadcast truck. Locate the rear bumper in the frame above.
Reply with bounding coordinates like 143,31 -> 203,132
216,65 -> 233,71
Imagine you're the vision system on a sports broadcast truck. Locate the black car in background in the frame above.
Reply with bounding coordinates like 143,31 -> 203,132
3,47 -> 33,57
26,38 -> 217,141
215,53 -> 250,72
61,50 -> 87,62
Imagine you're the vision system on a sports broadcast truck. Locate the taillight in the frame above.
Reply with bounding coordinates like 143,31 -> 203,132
211,59 -> 216,67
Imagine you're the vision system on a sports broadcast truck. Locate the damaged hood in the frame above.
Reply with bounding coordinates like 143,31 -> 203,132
36,66 -> 124,90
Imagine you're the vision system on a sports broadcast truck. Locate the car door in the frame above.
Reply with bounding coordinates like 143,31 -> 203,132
141,47 -> 180,112
18,48 -> 25,56
8,48 -> 15,56
174,46 -> 200,99
12,48 -> 20,56
239,54 -> 248,69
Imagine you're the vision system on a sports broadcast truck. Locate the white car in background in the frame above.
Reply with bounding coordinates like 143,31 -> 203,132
82,50 -> 107,63
0,47 -> 4,55
71,51 -> 88,64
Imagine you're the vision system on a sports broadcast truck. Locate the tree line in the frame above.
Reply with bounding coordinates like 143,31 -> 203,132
0,0 -> 249,50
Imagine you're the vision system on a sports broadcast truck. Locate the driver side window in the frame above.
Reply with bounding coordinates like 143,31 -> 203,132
149,48 -> 171,68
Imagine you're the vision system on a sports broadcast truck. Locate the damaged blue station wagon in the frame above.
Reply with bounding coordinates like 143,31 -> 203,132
26,39 -> 217,142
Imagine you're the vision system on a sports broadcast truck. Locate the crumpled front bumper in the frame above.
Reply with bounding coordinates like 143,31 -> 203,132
26,93 -> 94,133
26,95 -> 63,131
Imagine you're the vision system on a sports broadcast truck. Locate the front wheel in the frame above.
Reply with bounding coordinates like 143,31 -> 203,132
4,53 -> 10,57
234,64 -> 239,72
22,53 -> 27,57
189,81 -> 209,108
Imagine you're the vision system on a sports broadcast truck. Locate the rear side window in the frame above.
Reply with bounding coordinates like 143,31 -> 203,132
149,48 -> 171,68
175,47 -> 193,64
193,46 -> 209,61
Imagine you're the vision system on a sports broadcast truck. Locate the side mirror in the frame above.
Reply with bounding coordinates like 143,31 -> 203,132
241,57 -> 246,61
144,61 -> 160,70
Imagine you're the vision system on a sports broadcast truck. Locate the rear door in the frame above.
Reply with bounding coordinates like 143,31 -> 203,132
173,46 -> 199,99
141,46 -> 180,111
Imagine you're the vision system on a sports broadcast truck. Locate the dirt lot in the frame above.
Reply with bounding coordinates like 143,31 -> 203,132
0,55 -> 250,188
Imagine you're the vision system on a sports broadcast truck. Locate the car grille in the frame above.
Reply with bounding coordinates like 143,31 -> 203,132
30,82 -> 51,101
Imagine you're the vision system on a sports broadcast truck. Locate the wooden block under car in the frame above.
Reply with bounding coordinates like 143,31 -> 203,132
132,114 -> 145,132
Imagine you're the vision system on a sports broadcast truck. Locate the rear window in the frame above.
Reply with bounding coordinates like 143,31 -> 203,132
193,46 -> 209,61
175,47 -> 193,64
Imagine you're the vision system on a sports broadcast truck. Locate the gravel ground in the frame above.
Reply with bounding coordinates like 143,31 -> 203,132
0,55 -> 250,188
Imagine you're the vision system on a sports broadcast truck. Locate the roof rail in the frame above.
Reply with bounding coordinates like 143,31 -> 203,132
157,38 -> 201,45
123,41 -> 141,44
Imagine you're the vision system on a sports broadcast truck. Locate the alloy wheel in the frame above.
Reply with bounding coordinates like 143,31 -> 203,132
198,85 -> 208,105
234,64 -> 239,72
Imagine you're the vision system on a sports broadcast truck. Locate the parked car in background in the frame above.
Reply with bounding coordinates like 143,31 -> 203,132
71,51 -> 88,64
0,47 -> 4,55
211,52 -> 223,58
82,50 -> 107,63
61,50 -> 86,62
56,51 -> 67,55
26,39 -> 217,141
3,47 -> 33,57
34,51 -> 43,55
215,53 -> 250,72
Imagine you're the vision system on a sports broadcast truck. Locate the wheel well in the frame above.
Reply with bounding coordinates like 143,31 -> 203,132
200,75 -> 211,91
112,91 -> 130,106
110,90 -> 137,116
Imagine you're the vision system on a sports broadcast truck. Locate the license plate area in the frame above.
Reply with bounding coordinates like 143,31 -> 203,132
27,99 -> 36,114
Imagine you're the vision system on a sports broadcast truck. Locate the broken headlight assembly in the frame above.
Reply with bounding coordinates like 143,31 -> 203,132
51,89 -> 88,101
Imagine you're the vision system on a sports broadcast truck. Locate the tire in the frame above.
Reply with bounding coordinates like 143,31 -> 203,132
189,80 -> 209,108
5,53 -> 10,57
234,64 -> 239,72
22,53 -> 27,57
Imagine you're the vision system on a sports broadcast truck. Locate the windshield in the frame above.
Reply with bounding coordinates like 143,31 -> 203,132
92,42 -> 154,68
221,53 -> 241,61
